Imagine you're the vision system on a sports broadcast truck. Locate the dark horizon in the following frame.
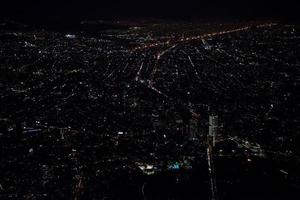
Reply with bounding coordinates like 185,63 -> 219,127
1,0 -> 300,24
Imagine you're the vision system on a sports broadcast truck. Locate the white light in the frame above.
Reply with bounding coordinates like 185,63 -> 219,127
65,34 -> 76,39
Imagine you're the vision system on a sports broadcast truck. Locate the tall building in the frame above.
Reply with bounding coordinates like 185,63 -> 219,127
190,117 -> 199,139
209,115 -> 218,147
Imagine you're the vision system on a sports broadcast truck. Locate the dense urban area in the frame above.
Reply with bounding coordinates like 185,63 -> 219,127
0,19 -> 300,199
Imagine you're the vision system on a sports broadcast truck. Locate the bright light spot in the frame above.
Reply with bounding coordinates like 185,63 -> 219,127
65,34 -> 76,39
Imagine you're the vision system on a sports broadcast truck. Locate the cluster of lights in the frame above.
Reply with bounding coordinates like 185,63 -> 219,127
132,23 -> 277,52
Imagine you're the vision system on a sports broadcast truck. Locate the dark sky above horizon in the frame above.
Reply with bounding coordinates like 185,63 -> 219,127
0,0 -> 299,22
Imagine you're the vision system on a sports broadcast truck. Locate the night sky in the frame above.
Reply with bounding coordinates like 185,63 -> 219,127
0,0 -> 299,22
